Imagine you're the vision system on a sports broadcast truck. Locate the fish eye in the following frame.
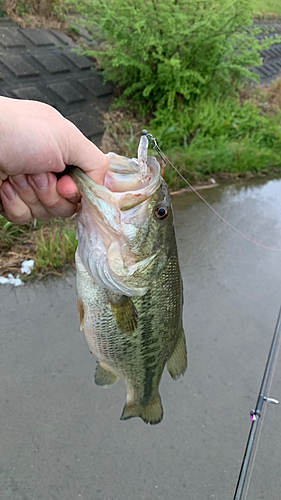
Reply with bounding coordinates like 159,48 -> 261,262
155,203 -> 169,220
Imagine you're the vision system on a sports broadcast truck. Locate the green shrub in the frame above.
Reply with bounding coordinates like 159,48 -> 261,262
68,0 -> 281,184
71,0 -> 278,113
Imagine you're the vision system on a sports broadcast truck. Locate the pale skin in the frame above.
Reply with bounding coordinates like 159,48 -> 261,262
0,97 -> 109,224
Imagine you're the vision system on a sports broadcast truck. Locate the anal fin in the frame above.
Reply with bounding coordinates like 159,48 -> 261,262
120,394 -> 163,425
94,361 -> 119,387
166,326 -> 187,380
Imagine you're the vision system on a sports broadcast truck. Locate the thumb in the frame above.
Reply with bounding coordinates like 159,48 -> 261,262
58,119 -> 109,201
63,118 -> 109,184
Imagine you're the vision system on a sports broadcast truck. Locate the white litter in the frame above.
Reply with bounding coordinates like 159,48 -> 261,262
0,274 -> 24,286
0,259 -> 35,286
21,259 -> 35,275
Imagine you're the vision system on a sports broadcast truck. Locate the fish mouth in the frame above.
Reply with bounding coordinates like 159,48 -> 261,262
69,152 -> 161,212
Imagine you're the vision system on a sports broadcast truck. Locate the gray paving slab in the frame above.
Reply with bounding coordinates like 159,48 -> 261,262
61,51 -> 93,70
79,75 -> 113,98
0,19 -> 113,146
67,110 -> 104,137
11,85 -> 55,105
0,55 -> 40,78
49,29 -> 75,46
254,22 -> 281,84
0,27 -> 26,48
19,28 -> 55,46
31,53 -> 71,74
47,81 -> 86,104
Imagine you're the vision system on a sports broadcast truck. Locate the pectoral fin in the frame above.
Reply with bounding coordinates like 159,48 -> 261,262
94,361 -> 119,387
110,296 -> 138,334
166,327 -> 187,379
77,295 -> 84,331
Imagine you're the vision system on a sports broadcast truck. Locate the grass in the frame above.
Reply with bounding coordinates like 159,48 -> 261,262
0,216 -> 77,279
35,224 -> 77,274
101,82 -> 281,189
254,0 -> 281,17
0,217 -> 37,253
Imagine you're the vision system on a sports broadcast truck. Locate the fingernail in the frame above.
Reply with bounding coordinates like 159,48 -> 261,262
32,173 -> 49,190
12,175 -> 29,190
1,183 -> 17,201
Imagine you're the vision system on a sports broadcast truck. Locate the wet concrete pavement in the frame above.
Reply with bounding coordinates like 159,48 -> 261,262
1,177 -> 281,500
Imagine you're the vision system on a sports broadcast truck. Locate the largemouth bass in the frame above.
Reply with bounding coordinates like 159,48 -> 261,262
69,150 -> 187,425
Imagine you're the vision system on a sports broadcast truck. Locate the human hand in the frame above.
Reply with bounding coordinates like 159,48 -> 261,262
0,97 -> 109,223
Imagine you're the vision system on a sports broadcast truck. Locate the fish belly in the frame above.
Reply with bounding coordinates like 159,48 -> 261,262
75,251 -> 186,424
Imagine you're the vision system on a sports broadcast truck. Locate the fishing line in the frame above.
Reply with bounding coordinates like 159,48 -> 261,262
142,130 -> 281,252
142,130 -> 281,498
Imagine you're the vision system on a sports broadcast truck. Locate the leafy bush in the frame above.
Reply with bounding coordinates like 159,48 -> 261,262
69,0 -> 281,184
72,0 -> 278,113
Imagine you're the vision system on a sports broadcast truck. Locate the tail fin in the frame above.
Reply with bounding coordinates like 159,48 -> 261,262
120,394 -> 163,425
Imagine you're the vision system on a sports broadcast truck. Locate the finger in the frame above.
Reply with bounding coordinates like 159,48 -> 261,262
0,181 -> 33,224
10,174 -> 53,220
27,172 -> 78,218
0,171 -> 8,183
56,175 -> 81,204
63,120 -> 109,184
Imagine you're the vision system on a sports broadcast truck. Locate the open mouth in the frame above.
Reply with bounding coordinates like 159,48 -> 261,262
103,153 -> 161,203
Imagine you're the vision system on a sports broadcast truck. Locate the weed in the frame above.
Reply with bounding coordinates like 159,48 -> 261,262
101,88 -> 281,190
68,24 -> 80,34
34,224 -> 77,273
0,216 -> 39,253
3,0 -> 68,27
0,216 -> 77,277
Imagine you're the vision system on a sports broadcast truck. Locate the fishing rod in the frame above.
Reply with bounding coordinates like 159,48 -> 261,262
142,129 -> 281,500
233,306 -> 281,500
